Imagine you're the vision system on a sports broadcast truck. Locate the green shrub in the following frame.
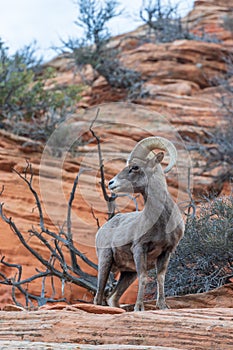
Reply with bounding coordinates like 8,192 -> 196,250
0,39 -> 82,140
139,0 -> 221,44
139,0 -> 187,43
62,0 -> 142,94
146,195 -> 233,297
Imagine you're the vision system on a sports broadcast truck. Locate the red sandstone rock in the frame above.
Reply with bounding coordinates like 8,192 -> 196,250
71,303 -> 126,314
39,303 -> 70,311
39,302 -> 125,314
2,304 -> 25,312
0,307 -> 232,349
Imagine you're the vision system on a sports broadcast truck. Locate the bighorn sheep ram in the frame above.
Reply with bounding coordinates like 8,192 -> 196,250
94,136 -> 184,311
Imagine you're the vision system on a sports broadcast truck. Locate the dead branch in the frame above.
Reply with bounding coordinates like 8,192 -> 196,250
0,257 -> 64,307
89,109 -> 140,219
179,167 -> 196,218
12,162 -> 46,230
89,108 -> 117,220
91,206 -> 100,229
186,167 -> 196,218
1,256 -> 22,282
67,168 -> 87,272
0,185 -> 4,196
0,163 -> 101,307
13,162 -> 97,272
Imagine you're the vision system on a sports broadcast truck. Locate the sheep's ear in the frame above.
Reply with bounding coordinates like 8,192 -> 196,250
148,152 -> 164,168
156,152 -> 164,164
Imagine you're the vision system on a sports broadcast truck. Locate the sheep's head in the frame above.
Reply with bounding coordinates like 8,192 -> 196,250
108,137 -> 177,195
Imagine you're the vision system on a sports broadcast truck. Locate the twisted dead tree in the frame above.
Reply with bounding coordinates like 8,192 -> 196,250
0,119 -> 110,307
0,162 -> 100,308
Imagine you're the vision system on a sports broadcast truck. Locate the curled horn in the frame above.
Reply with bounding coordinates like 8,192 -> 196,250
127,136 -> 177,173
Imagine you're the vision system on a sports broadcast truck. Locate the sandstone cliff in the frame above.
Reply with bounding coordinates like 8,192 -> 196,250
0,0 -> 233,320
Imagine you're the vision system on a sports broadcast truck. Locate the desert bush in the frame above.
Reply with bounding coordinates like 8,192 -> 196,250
147,195 -> 233,297
139,0 -> 190,43
139,0 -> 221,44
0,39 -> 82,141
62,0 -> 142,94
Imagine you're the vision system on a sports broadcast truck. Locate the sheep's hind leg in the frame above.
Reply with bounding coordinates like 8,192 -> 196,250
107,271 -> 137,308
94,248 -> 113,306
156,250 -> 171,310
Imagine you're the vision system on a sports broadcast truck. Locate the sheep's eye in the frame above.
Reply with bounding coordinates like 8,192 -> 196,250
131,165 -> 139,171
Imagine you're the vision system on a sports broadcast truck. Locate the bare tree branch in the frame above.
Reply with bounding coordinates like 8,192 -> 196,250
12,163 -> 46,231
0,199 -> 98,297
91,206 -> 100,229
89,108 -> 116,219
186,167 -> 196,218
1,255 -> 22,282
67,168 -> 87,272
0,185 -> 4,196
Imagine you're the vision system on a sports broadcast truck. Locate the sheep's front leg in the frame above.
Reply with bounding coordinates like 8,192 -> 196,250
156,250 -> 171,310
94,248 -> 113,306
133,246 -> 147,311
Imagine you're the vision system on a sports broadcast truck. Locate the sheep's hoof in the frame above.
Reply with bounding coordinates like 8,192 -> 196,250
107,296 -> 120,308
156,299 -> 169,310
134,302 -> 144,312
94,294 -> 105,306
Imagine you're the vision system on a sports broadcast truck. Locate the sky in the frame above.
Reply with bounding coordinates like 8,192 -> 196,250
0,0 -> 194,62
